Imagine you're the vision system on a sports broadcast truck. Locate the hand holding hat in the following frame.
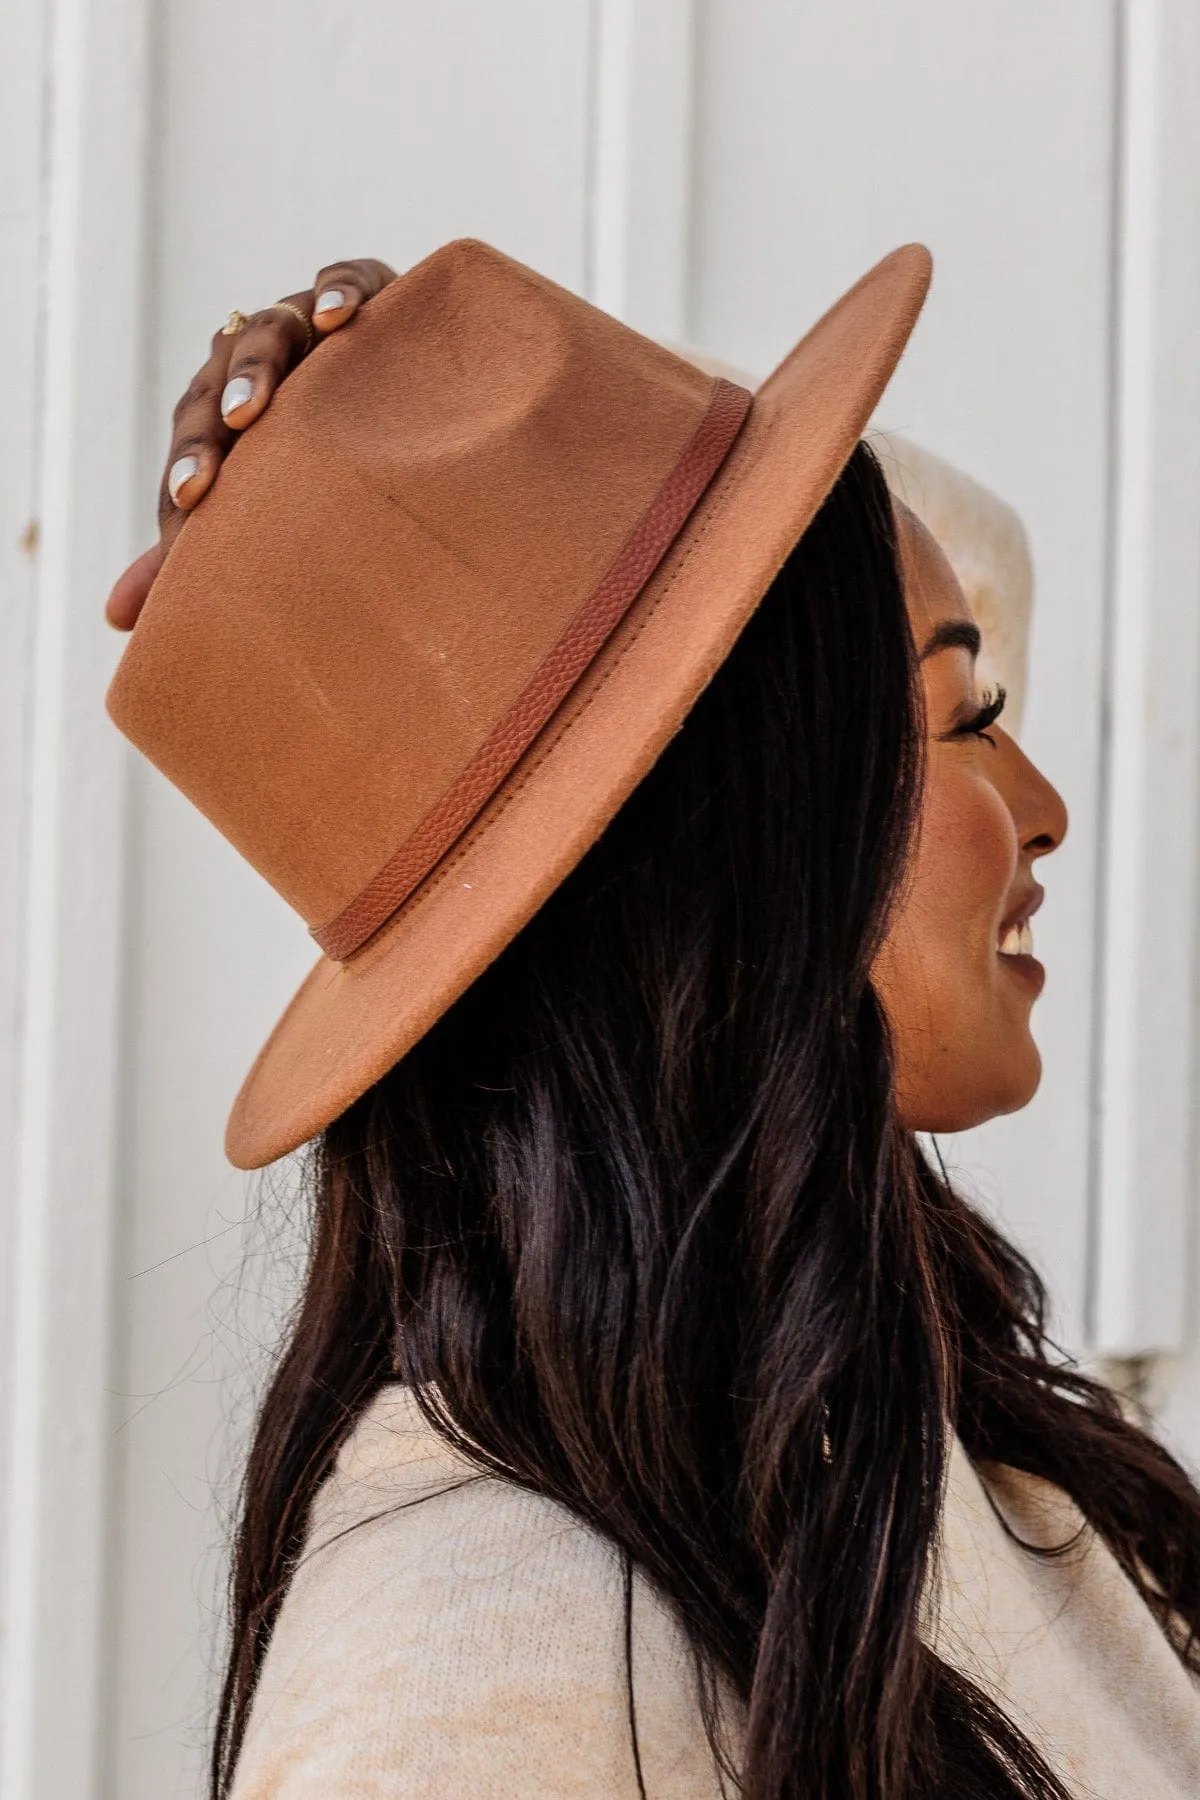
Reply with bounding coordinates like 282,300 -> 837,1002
105,257 -> 398,632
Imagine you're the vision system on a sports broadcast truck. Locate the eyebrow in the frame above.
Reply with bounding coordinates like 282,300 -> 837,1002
919,619 -> 981,661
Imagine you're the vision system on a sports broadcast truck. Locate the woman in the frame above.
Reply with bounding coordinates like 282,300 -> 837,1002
106,246 -> 1200,1799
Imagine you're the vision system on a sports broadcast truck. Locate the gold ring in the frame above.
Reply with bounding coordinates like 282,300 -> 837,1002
271,299 -> 315,355
221,309 -> 250,337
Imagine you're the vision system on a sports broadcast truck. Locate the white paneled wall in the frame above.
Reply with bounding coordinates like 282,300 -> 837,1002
3,3 -> 1199,1797
1094,0 -> 1200,1355
2,2 -> 151,1797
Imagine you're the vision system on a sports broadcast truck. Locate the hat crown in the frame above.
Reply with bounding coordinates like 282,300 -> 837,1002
108,240 -> 731,935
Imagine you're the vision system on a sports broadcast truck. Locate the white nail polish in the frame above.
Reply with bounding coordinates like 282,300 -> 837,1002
221,376 -> 254,418
167,455 -> 200,504
314,289 -> 346,315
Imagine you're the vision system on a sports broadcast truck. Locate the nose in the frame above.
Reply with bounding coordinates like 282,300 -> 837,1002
1005,735 -> 1068,859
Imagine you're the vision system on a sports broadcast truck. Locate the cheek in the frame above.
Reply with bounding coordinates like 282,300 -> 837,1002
904,760 -> 1016,959
873,756 -> 1032,1132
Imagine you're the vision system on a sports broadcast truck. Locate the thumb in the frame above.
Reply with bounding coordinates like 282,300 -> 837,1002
106,542 -> 164,631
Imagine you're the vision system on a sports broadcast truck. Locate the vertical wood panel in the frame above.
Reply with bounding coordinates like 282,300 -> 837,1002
0,0 -> 151,1794
587,0 -> 696,338
0,0 -> 45,1755
1093,0 -> 1200,1355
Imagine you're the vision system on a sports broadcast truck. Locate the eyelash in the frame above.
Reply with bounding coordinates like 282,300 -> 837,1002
952,686 -> 1007,745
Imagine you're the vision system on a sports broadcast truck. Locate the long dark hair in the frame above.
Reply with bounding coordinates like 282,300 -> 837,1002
214,443 -> 1200,1799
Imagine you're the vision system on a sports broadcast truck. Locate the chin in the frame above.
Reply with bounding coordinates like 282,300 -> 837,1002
1000,1044 -> 1043,1115
897,1038 -> 1043,1135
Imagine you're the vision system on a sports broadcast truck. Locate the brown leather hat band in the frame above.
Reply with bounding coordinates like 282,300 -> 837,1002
311,376 -> 752,962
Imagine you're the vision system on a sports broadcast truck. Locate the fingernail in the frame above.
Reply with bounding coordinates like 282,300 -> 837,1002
167,455 -> 200,504
221,376 -> 254,418
314,288 -> 346,316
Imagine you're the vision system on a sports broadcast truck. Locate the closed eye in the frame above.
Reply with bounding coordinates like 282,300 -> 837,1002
943,687 -> 1007,746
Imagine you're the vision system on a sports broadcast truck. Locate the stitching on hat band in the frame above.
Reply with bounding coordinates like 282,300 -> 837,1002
310,376 -> 753,962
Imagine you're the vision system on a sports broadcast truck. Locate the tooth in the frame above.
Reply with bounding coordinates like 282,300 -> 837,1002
999,926 -> 1021,956
1019,921 -> 1033,956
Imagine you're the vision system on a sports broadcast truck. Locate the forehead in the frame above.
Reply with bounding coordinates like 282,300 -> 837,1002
894,500 -> 972,636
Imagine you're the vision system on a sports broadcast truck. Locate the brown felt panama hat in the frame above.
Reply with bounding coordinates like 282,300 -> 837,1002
107,237 -> 931,1169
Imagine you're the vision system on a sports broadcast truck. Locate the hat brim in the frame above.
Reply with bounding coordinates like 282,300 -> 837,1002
226,244 -> 932,1168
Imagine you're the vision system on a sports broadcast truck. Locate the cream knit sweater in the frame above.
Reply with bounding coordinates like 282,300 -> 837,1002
231,1386 -> 1200,1799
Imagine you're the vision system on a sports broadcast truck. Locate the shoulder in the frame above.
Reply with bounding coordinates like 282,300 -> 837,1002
231,1387 -> 730,1800
936,1438 -> 1200,1798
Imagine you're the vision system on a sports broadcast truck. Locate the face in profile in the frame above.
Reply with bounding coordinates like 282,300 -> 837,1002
872,505 -> 1069,1134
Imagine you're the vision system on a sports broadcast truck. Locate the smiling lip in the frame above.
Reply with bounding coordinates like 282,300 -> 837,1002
1000,951 -> 1046,996
998,884 -> 1044,942
996,884 -> 1046,993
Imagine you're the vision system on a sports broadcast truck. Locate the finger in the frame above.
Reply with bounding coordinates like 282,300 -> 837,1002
106,542 -> 164,631
219,291 -> 315,430
311,257 -> 397,333
158,328 -> 237,531
164,443 -> 220,512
